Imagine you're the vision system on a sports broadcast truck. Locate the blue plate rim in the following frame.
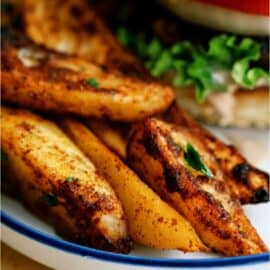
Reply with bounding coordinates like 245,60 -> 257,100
1,210 -> 269,268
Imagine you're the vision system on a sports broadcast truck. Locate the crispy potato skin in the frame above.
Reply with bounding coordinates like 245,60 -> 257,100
165,104 -> 269,204
2,164 -> 84,243
61,119 -> 206,251
1,106 -> 131,253
1,29 -> 174,121
127,118 -> 268,255
24,0 -> 146,76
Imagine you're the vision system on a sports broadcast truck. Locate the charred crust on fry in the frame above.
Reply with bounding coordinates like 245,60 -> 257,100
141,126 -> 160,158
252,188 -> 269,203
232,163 -> 249,185
17,122 -> 34,132
163,164 -> 181,192
194,208 -> 232,240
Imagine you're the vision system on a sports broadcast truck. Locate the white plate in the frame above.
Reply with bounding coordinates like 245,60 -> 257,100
1,127 -> 270,270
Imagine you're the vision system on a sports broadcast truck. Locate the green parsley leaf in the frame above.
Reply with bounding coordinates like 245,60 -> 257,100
117,28 -> 269,101
1,149 -> 8,162
117,27 -> 133,47
184,143 -> 214,178
86,78 -> 99,88
66,176 -> 78,183
41,193 -> 58,207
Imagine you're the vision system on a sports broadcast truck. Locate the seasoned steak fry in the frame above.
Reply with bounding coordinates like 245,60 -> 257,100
127,118 -> 268,255
24,0 -> 145,75
61,118 -> 206,251
1,106 -> 130,252
1,29 -> 174,121
165,104 -> 269,204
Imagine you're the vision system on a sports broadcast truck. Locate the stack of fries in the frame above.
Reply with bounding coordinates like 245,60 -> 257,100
1,0 -> 269,256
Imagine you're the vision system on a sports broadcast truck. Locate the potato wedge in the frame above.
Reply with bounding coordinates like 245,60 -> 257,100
87,104 -> 269,204
61,118 -> 206,251
165,104 -> 269,204
1,106 -> 130,253
86,119 -> 128,159
2,161 -> 85,243
24,0 -> 146,75
1,28 -> 174,121
127,118 -> 268,255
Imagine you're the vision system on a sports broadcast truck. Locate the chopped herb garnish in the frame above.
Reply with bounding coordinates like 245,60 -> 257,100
86,78 -> 99,88
117,28 -> 270,102
66,176 -> 78,183
117,27 -> 133,47
184,143 -> 214,178
1,149 -> 8,162
41,193 -> 58,207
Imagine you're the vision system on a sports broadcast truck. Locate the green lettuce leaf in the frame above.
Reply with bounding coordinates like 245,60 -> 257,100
117,28 -> 269,102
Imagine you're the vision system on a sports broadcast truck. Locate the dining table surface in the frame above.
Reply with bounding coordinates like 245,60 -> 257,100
1,243 -> 51,270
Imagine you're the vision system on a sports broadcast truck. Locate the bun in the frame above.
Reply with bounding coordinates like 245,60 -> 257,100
173,87 -> 269,128
161,0 -> 270,36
